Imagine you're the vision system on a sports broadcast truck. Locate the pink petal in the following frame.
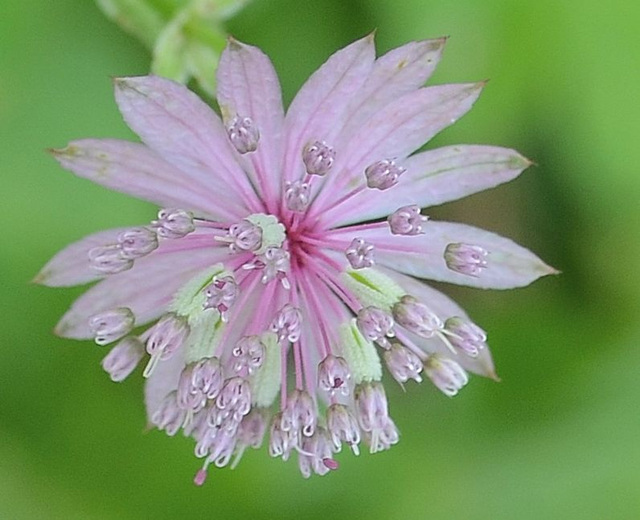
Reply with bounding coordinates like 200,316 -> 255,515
113,75 -> 261,214
322,145 -> 531,227
340,38 -> 447,141
54,247 -> 218,339
332,221 -> 557,289
380,267 -> 496,378
282,34 -> 376,183
217,39 -> 285,209
34,227 -> 127,287
50,139 -> 243,221
313,83 -> 484,219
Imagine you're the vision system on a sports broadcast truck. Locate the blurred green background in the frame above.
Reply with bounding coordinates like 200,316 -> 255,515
2,0 -> 639,518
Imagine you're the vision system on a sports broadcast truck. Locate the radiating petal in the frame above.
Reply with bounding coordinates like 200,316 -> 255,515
113,75 -> 261,213
35,227 -> 127,287
379,267 -> 496,378
331,221 -> 557,289
55,247 -> 219,339
312,83 -> 484,220
50,139 -> 242,221
217,38 -> 285,208
322,145 -> 531,227
282,34 -> 376,183
340,38 -> 447,141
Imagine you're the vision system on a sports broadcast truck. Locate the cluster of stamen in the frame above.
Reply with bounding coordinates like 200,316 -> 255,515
86,118 -> 493,483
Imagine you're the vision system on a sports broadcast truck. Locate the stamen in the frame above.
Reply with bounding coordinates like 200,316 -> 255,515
326,403 -> 361,455
216,219 -> 263,253
317,355 -> 351,396
88,245 -> 133,274
388,205 -> 429,235
354,382 -> 399,453
356,306 -> 395,348
444,243 -> 489,277
101,336 -> 145,382
345,238 -> 375,269
117,227 -> 158,259
232,336 -> 265,375
226,115 -> 259,154
143,313 -> 190,378
243,246 -> 291,288
203,275 -> 239,322
151,208 -> 195,239
177,357 -> 224,412
383,343 -> 423,384
443,317 -> 488,357
424,355 -> 469,397
364,159 -> 405,190
285,180 -> 310,212
302,140 -> 335,176
270,304 -> 303,343
89,307 -> 135,346
392,295 -> 444,338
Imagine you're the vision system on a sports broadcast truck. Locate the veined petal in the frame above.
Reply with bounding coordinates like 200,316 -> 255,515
340,38 -> 447,141
35,227 -> 127,287
113,75 -> 260,213
55,248 -> 217,339
379,267 -> 496,378
323,145 -> 531,227
282,34 -> 376,182
331,221 -> 557,289
217,38 -> 285,207
50,139 -> 243,221
313,83 -> 483,219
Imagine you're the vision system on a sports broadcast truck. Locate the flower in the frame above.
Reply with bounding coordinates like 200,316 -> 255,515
37,34 -> 556,483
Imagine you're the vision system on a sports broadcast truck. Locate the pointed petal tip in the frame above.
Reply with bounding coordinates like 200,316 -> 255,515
31,270 -> 48,285
489,371 -> 501,383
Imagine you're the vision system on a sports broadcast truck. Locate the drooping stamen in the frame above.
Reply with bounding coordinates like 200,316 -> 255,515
326,403 -> 361,455
297,428 -> 335,478
101,336 -> 145,382
424,355 -> 469,397
268,412 -> 291,459
88,245 -> 133,274
285,180 -> 311,212
444,317 -> 488,357
354,382 -> 399,453
226,115 -> 259,154
281,390 -> 317,442
177,357 -> 224,413
89,307 -> 135,346
388,205 -> 429,236
392,295 -> 444,339
444,243 -> 489,277
384,343 -> 423,384
151,208 -> 195,239
117,227 -> 158,259
209,377 -> 252,429
203,275 -> 238,322
345,238 -> 375,269
243,246 -> 291,288
143,313 -> 190,378
364,159 -> 405,190
317,355 -> 351,396
216,219 -> 263,253
232,336 -> 265,376
270,304 -> 302,343
356,306 -> 395,348
302,140 -> 335,176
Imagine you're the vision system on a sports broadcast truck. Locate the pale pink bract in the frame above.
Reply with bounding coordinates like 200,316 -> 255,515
37,34 -> 556,482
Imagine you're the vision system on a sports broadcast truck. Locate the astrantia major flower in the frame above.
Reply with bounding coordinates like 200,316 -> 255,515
37,34 -> 556,483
